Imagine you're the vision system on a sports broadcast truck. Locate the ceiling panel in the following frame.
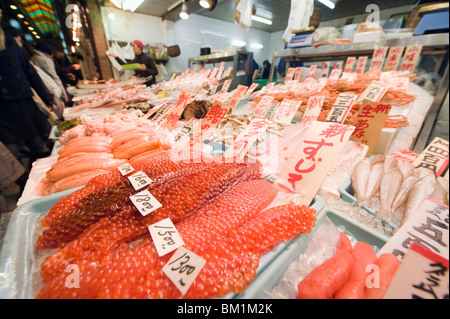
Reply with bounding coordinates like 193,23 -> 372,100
130,0 -> 420,33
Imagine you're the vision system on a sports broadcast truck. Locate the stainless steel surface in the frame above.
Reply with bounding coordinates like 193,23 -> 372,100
132,0 -> 419,33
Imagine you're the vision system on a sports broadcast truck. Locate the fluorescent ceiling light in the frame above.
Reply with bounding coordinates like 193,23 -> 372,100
231,40 -> 246,47
251,15 -> 272,25
250,43 -> 263,50
318,0 -> 335,10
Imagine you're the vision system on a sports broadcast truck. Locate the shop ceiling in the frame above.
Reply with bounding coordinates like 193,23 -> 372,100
134,0 -> 419,33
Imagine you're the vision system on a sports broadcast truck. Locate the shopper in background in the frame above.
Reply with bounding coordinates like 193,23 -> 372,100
109,39 -> 159,86
0,8 -> 55,165
68,52 -> 85,81
30,39 -> 68,105
1,141 -> 27,210
262,60 -> 272,79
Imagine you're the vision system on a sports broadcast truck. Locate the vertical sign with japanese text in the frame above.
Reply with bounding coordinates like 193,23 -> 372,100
343,56 -> 356,73
163,91 -> 192,131
383,46 -> 405,71
355,56 -> 368,74
302,96 -> 325,126
277,121 -> 355,205
325,93 -> 358,124
369,47 -> 388,71
350,101 -> 392,156
413,137 -> 449,177
399,44 -> 423,74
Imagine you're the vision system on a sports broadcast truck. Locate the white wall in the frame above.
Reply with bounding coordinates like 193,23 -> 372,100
170,13 -> 274,73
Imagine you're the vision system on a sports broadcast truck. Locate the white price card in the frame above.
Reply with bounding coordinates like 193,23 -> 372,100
162,246 -> 206,296
128,171 -> 153,191
148,218 -> 185,256
118,163 -> 135,176
129,189 -> 162,216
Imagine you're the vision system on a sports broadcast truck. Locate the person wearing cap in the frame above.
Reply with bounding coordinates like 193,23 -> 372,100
109,39 -> 158,86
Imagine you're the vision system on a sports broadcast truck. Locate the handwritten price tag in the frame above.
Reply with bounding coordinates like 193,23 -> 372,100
355,56 -> 368,74
343,56 -> 356,73
162,246 -> 206,296
253,95 -> 274,117
148,218 -> 185,256
129,189 -> 162,216
383,46 -> 405,71
118,163 -> 135,176
128,171 -> 153,191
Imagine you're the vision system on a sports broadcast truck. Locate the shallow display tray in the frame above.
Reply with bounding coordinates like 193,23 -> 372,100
338,177 -> 397,231
235,207 -> 390,299
0,186 -> 324,299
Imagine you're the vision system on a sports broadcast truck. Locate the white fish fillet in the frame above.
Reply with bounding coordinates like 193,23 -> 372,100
401,175 -> 436,226
383,156 -> 398,173
415,167 -> 435,180
364,162 -> 384,203
398,162 -> 415,179
351,159 -> 371,203
370,154 -> 386,168
436,177 -> 449,205
391,175 -> 418,213
378,167 -> 403,221
432,179 -> 448,205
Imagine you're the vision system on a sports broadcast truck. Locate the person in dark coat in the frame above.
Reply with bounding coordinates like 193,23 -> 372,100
109,39 -> 159,86
0,8 -> 55,161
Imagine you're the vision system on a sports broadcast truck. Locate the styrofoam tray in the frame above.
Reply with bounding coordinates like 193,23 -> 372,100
235,207 -> 390,299
0,185 -> 324,299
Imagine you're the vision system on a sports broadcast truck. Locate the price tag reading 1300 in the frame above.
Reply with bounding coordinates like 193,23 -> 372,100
148,218 -> 185,256
162,246 -> 206,296
129,189 -> 162,216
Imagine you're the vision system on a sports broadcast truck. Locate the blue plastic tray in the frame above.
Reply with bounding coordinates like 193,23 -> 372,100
235,207 -> 390,299
0,185 -> 324,299
338,177 -> 397,231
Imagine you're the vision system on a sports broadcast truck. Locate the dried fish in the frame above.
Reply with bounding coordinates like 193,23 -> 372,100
351,159 -> 371,203
401,175 -> 436,226
414,167 -> 435,180
432,178 -> 448,206
391,175 -> 418,213
364,162 -> 384,203
370,154 -> 386,168
436,177 -> 449,205
378,167 -> 403,221
383,156 -> 398,173
397,162 -> 415,179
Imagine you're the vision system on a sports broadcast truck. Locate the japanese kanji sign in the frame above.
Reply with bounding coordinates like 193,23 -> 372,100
343,56 -> 356,73
272,99 -> 302,124
399,44 -> 423,74
369,47 -> 388,71
325,93 -> 358,124
413,137 -> 449,177
355,56 -> 368,74
277,121 -> 355,205
302,96 -> 325,126
163,91 -> 192,131
350,101 -> 392,156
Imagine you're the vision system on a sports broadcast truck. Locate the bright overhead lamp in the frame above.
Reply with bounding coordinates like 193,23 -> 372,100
10,5 -> 18,10
179,3 -> 189,19
251,15 -> 272,25
318,0 -> 335,10
17,14 -> 24,19
199,0 -> 210,9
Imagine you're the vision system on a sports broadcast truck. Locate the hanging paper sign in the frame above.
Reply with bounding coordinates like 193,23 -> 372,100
285,80 -> 298,93
129,189 -> 163,217
260,101 -> 279,120
209,67 -> 219,78
333,61 -> 343,70
163,91 -> 192,131
272,99 -> 302,124
389,149 -> 419,164
187,102 -> 232,151
369,47 -> 388,71
355,56 -> 368,74
399,44 -> 423,74
320,61 -> 331,78
217,61 -> 226,78
285,67 -> 296,82
245,83 -> 259,97
220,79 -> 232,93
379,197 -> 449,261
328,69 -> 342,83
222,66 -> 233,78
340,72 -> 357,84
308,65 -> 317,78
253,95 -> 274,117
148,218 -> 185,257
325,93 -> 358,123
350,101 -> 392,156
162,246 -> 206,296
343,56 -> 356,73
209,82 -> 219,95
223,118 -> 272,160
302,96 -> 325,126
229,85 -> 248,109
356,81 -> 389,103
413,137 -> 449,177
294,67 -> 302,81
383,46 -> 405,71
151,102 -> 174,125
277,121 -> 355,205
383,242 -> 449,299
